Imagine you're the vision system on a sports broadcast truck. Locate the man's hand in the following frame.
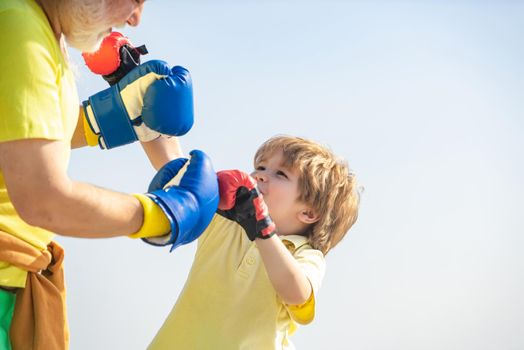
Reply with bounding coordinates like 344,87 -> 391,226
140,150 -> 219,250
82,31 -> 148,86
217,170 -> 276,241
82,60 -> 193,149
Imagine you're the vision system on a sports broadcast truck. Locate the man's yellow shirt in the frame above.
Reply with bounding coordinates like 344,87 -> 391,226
0,0 -> 78,287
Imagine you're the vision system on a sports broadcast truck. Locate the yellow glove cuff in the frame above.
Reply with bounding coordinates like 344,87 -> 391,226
83,109 -> 100,147
129,194 -> 171,239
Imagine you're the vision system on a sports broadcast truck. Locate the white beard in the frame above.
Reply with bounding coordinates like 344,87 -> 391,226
60,0 -> 110,52
65,28 -> 109,52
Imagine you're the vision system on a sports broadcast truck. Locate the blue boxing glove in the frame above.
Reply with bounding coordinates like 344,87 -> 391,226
141,150 -> 219,251
82,60 -> 193,149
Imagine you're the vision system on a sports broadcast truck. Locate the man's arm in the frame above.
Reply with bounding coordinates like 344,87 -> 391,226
0,138 -> 143,237
72,104 -> 183,171
70,107 -> 88,149
256,236 -> 313,306
140,136 -> 184,171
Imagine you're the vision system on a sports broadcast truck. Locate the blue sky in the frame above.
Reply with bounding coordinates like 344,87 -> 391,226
62,1 -> 523,349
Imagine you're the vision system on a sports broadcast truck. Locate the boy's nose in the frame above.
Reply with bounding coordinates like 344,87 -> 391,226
252,172 -> 268,183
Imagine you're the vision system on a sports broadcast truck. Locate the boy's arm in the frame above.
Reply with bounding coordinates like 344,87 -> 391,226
255,236 -> 312,305
216,170 -> 313,305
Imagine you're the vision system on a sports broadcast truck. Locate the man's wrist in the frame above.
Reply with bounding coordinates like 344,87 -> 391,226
129,194 -> 171,239
82,109 -> 99,147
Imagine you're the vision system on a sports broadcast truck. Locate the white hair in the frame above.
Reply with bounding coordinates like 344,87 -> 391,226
59,0 -> 111,52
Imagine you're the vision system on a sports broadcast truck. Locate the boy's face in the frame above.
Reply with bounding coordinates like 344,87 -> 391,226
252,150 -> 315,236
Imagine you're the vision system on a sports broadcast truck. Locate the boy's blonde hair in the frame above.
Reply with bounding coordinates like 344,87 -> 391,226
254,135 -> 360,255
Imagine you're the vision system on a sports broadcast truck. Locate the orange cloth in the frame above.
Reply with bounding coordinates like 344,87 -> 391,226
0,231 -> 68,350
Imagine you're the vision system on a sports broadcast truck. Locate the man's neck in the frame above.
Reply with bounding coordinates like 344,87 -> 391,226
34,0 -> 69,58
34,0 -> 62,41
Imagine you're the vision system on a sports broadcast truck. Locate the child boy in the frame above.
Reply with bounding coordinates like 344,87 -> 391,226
144,135 -> 360,349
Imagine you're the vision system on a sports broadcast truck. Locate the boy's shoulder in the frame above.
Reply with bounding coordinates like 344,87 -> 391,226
280,235 -> 309,253
281,235 -> 326,303
280,235 -> 324,260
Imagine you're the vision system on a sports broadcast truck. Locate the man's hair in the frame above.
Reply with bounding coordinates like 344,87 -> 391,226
254,135 -> 360,255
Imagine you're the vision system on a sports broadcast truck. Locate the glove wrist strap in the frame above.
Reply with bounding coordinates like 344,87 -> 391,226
84,86 -> 138,149
256,219 -> 276,240
129,194 -> 171,239
82,108 -> 100,147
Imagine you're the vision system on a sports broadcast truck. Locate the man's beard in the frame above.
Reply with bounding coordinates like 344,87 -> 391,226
65,28 -> 110,52
60,0 -> 111,52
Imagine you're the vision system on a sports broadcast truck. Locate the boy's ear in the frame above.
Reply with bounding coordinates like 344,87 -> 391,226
298,208 -> 320,225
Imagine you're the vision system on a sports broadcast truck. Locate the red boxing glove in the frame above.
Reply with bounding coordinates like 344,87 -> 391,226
82,31 -> 148,85
217,170 -> 276,241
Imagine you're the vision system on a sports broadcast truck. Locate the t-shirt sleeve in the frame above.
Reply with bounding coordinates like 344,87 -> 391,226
0,7 -> 65,142
286,246 -> 326,325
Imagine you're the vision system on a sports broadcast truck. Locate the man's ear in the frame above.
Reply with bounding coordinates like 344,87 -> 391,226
298,208 -> 320,224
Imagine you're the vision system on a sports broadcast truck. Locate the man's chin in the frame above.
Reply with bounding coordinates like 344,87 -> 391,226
65,38 -> 102,53
65,31 -> 109,53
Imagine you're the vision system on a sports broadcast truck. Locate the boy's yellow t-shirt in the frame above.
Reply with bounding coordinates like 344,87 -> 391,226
0,0 -> 79,287
148,215 -> 326,350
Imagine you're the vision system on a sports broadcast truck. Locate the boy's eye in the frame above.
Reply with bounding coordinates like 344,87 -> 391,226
276,170 -> 288,179
256,166 -> 266,171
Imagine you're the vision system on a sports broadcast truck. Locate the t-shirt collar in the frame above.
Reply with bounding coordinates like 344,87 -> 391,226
280,235 -> 309,253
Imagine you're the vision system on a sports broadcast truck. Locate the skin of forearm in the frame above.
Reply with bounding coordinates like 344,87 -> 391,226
70,107 -> 88,149
30,179 -> 143,238
0,136 -> 145,237
62,133 -> 183,235
72,105 -> 185,169
255,235 -> 312,305
140,136 -> 184,171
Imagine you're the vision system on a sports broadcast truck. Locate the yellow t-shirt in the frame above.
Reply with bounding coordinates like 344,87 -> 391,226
148,215 -> 326,350
0,0 -> 79,287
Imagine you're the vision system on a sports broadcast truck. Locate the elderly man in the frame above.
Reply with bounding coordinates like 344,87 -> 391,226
0,1 -> 218,349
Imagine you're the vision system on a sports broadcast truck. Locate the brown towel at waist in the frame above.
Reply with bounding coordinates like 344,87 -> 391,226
0,231 -> 68,350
